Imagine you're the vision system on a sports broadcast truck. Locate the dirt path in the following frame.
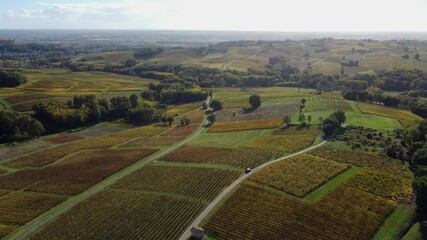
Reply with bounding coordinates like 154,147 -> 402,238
179,139 -> 328,240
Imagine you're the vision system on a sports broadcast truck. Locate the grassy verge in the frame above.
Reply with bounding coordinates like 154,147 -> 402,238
374,205 -> 416,240
402,223 -> 422,240
304,166 -> 360,202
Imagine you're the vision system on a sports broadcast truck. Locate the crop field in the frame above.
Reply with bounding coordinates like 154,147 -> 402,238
344,169 -> 413,203
112,164 -> 241,201
3,93 -> 54,105
309,145 -> 412,178
0,224 -> 16,238
31,164 -> 241,240
165,102 -> 202,116
0,148 -> 158,194
312,61 -> 342,75
162,145 -> 281,167
0,139 -> 51,162
161,124 -> 198,137
182,110 -> 205,123
250,154 -> 349,197
18,79 -> 75,92
214,91 -> 256,100
0,191 -> 67,225
215,103 -> 299,122
245,126 -> 321,152
204,183 -> 394,240
190,129 -> 272,148
209,118 -> 283,132
46,134 -> 85,144
120,136 -> 184,148
360,53 -> 392,71
31,189 -> 205,240
357,102 -> 423,126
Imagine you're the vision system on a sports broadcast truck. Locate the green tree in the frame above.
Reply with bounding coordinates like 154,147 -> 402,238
307,115 -> 312,125
130,94 -> 139,108
414,176 -> 427,215
249,95 -> 261,108
124,58 -> 138,68
301,98 -> 307,106
207,114 -> 216,124
322,116 -> 340,136
332,110 -> 346,124
210,99 -> 223,111
0,70 -> 27,87
413,147 -> 427,166
298,113 -> 306,125
284,116 -> 292,126
415,53 -> 421,60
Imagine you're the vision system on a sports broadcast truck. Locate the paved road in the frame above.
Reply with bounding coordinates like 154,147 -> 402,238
179,139 -> 328,240
8,98 -> 212,240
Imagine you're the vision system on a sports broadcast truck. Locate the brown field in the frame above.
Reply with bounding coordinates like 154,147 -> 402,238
46,134 -> 85,144
161,124 -> 198,137
204,183 -> 394,240
0,139 -> 52,162
309,145 -> 412,178
360,53 -> 392,71
162,145 -> 281,167
250,155 -> 348,197
0,149 -> 158,194
182,111 -> 205,123
0,192 -> 67,225
209,119 -> 283,133
18,79 -> 75,92
245,126 -> 320,152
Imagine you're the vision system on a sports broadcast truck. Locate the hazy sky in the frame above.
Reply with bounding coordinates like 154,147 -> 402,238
1,0 -> 427,31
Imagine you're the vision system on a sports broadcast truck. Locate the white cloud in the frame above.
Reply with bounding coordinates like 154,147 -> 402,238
0,0 -> 427,31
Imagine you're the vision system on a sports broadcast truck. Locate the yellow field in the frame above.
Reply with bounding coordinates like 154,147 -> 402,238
357,102 -> 423,126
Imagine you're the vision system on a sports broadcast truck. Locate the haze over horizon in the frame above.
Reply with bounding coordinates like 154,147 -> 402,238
1,0 -> 427,32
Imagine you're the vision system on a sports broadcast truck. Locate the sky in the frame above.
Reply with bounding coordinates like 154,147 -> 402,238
1,0 -> 427,31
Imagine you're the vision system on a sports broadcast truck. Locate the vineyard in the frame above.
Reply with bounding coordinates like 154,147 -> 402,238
5,124 -> 169,168
308,145 -> 412,178
245,126 -> 321,152
357,102 -> 423,126
190,129 -> 273,148
30,164 -> 242,240
0,192 -> 67,225
209,119 -> 283,132
264,96 -> 354,112
162,124 -> 199,137
120,136 -> 184,148
112,164 -> 241,201
30,190 -> 206,240
162,145 -> 281,167
0,148 -> 158,194
47,134 -> 85,144
344,169 -> 413,203
204,183 -> 394,240
165,102 -> 202,116
249,155 -> 348,197
215,103 -> 299,122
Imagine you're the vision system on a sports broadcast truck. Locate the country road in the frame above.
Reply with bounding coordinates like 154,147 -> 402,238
179,139 -> 328,240
7,97 -> 212,240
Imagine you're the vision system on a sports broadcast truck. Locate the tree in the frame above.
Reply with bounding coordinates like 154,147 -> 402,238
332,110 -> 346,124
298,113 -> 306,125
413,147 -> 427,166
209,99 -> 223,111
284,116 -> 292,126
207,114 -> 216,124
317,116 -> 323,125
415,53 -> 421,60
0,70 -> 27,87
180,116 -> 190,126
124,58 -> 137,68
167,116 -> 174,125
126,106 -> 161,125
322,116 -> 340,136
249,95 -> 261,108
307,115 -> 312,125
414,176 -> 427,215
301,98 -> 307,106
130,94 -> 139,108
